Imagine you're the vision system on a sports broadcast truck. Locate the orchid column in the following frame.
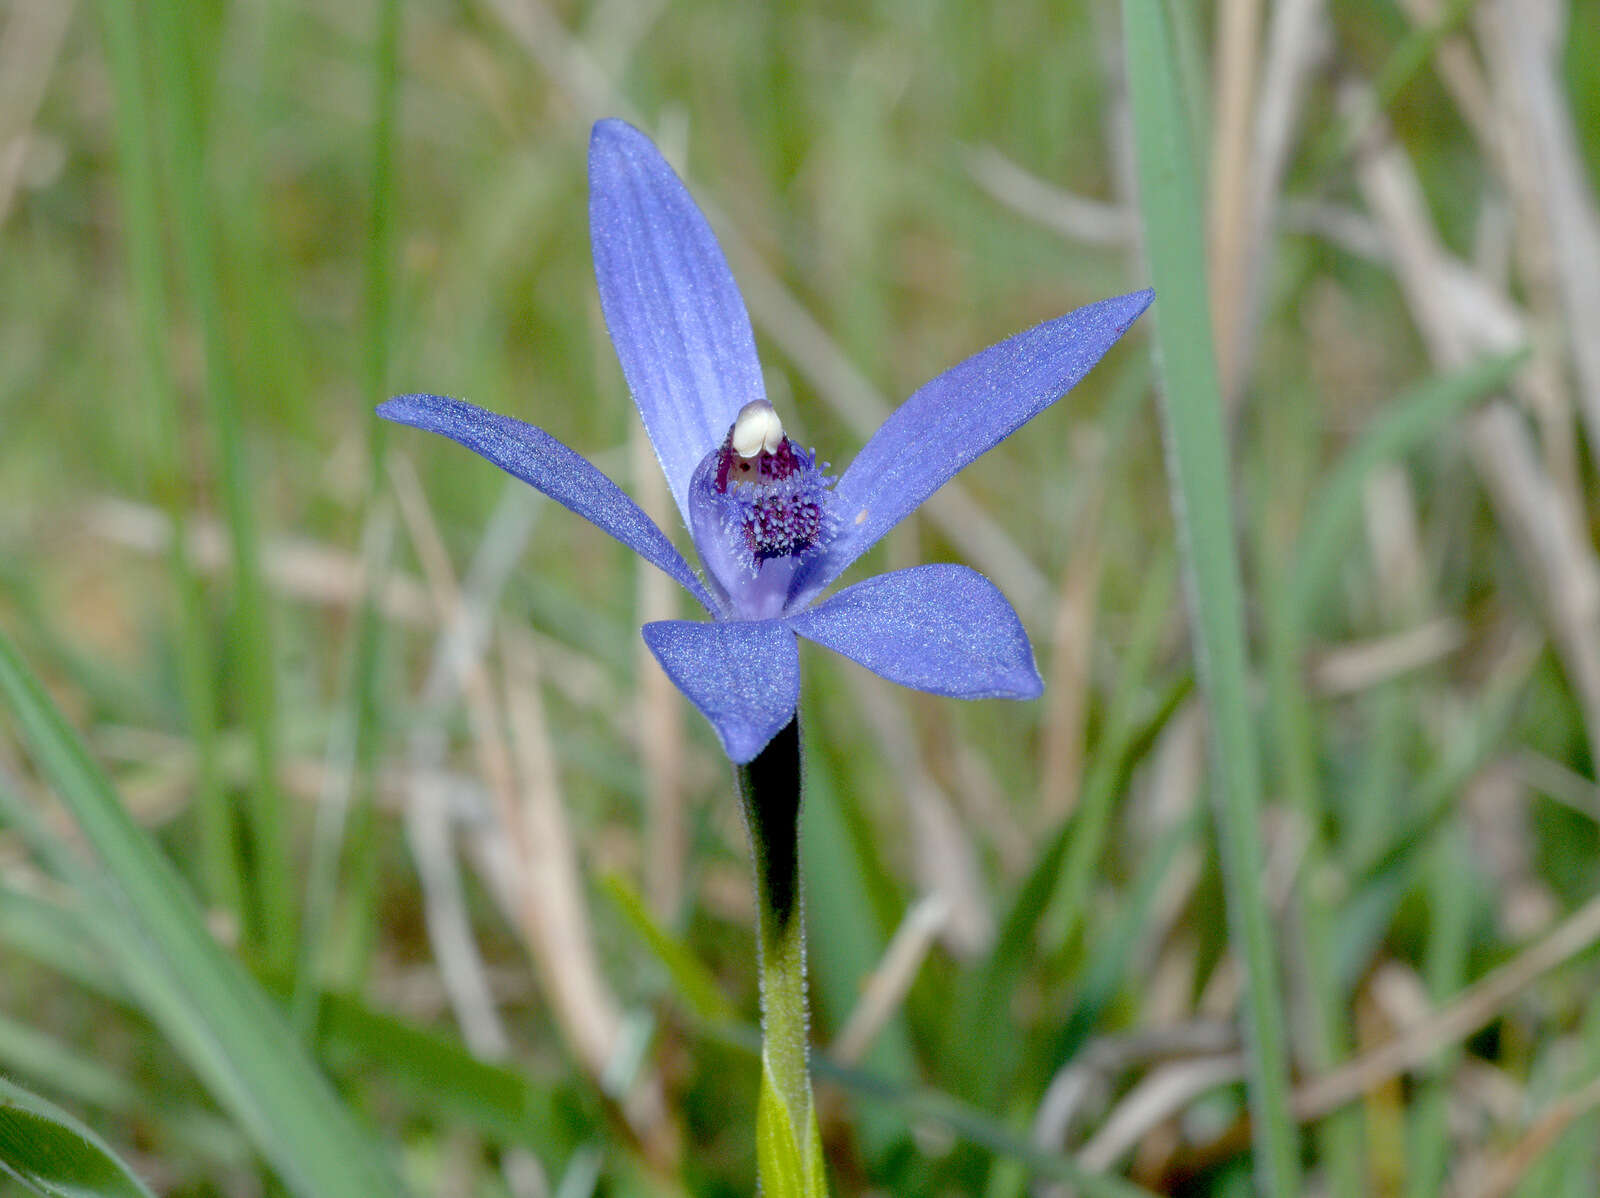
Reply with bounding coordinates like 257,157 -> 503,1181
380,118 -> 1150,1194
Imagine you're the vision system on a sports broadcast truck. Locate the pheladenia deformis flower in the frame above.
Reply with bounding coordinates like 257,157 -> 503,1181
380,120 -> 1153,765
382,118 -> 1151,1196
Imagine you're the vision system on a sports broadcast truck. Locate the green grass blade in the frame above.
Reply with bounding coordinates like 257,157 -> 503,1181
1314,0 -> 1479,170
1042,547 -> 1178,957
1,876 -> 576,1171
310,988 -> 577,1162
0,1014 -> 140,1115
1405,826 -> 1473,1197
1289,349 -> 1528,627
946,640 -> 1191,1104
684,1015 -> 1158,1197
0,1075 -> 156,1198
95,0 -> 240,922
602,872 -> 737,1023
807,1061 -> 1161,1198
144,0 -> 294,972
1121,0 -> 1300,1190
800,740 -> 918,1160
0,634 -> 406,1198
325,0 -> 406,996
1044,810 -> 1200,1069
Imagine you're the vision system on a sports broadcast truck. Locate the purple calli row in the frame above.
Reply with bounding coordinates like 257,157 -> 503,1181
380,119 -> 1152,763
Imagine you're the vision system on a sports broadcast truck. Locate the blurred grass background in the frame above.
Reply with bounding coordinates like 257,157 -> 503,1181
3,0 -> 1600,1194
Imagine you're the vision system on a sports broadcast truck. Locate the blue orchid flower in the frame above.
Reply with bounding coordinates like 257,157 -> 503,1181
380,119 -> 1152,764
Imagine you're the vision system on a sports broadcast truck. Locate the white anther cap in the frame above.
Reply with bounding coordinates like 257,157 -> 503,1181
731,400 -> 784,458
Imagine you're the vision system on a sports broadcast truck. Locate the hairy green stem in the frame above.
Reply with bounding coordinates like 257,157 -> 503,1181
735,718 -> 813,1140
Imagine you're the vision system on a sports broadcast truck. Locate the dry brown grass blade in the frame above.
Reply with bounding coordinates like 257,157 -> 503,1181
1349,86 -> 1600,769
83,496 -> 640,726
851,674 -> 994,957
388,452 -> 516,1059
1466,0 -> 1583,506
1479,0 -> 1600,476
500,634 -> 677,1159
1513,750 -> 1600,825
1307,617 -> 1466,697
1277,199 -> 1388,262
387,456 -> 674,1152
1454,1071 -> 1600,1198
500,636 -> 625,1077
1032,1022 -> 1239,1198
0,0 -> 74,229
1036,436 -> 1107,830
1292,889 -> 1600,1120
1236,0 -> 1327,392
963,145 -> 1134,247
829,892 -> 948,1067
87,497 -> 436,623
1079,1054 -> 1248,1174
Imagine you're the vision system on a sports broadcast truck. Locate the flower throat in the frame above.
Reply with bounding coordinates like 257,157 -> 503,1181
712,401 -> 830,566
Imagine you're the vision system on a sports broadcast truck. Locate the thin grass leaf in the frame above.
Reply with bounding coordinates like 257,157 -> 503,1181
0,634 -> 406,1198
145,0 -> 294,971
805,1109 -> 829,1198
1121,0 -> 1299,1189
1045,810 -> 1201,1069
0,1014 -> 139,1115
326,0 -> 407,996
806,1059 -> 1161,1198
0,877 -> 576,1172
1041,547 -> 1178,956
945,639 -> 1191,1105
310,988 -> 579,1163
686,1012 -> 1161,1195
1405,826 -> 1474,1198
1255,354 -> 1523,1198
800,738 -> 917,1160
1313,0 -> 1480,170
96,0 -> 239,924
757,1058 -> 808,1198
1289,349 -> 1528,628
0,1075 -> 156,1198
0,1007 -> 247,1172
602,873 -> 737,1023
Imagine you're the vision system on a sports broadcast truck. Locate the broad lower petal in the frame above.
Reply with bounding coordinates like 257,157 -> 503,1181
786,564 -> 1041,699
379,393 -> 716,613
589,120 -> 766,523
642,619 -> 799,763
790,289 -> 1153,604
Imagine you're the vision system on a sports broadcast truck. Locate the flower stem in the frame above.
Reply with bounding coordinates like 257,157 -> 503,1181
734,717 -> 815,1148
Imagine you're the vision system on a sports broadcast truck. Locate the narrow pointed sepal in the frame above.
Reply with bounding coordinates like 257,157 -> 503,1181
378,393 -> 717,613
791,289 -> 1153,603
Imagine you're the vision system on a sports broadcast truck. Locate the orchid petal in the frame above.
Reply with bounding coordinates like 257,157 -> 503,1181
785,564 -> 1041,699
642,619 -> 799,763
791,289 -> 1153,604
379,394 -> 716,613
589,119 -> 766,523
